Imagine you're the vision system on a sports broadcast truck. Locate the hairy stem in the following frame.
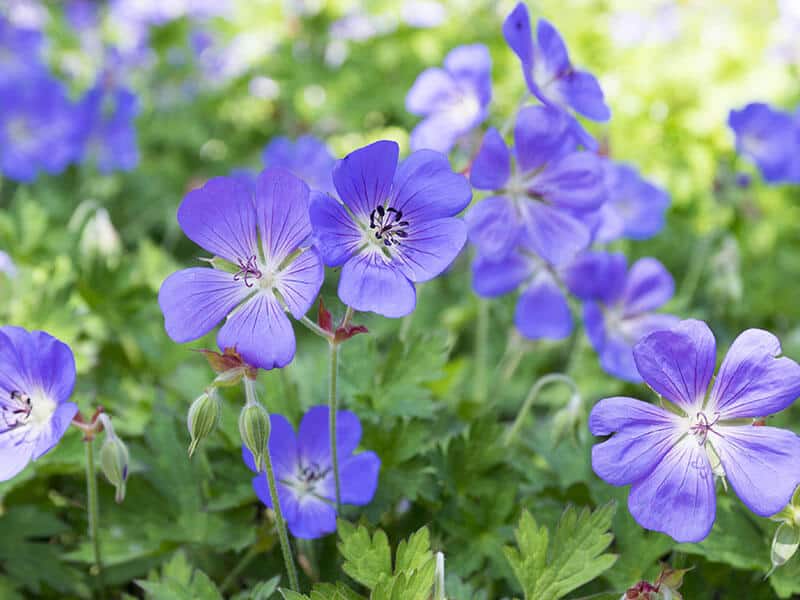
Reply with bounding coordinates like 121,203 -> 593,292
505,373 -> 579,445
264,448 -> 300,591
298,315 -> 333,340
328,341 -> 342,512
84,438 -> 105,598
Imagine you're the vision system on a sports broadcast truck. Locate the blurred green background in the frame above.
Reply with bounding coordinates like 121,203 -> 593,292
1,0 -> 799,598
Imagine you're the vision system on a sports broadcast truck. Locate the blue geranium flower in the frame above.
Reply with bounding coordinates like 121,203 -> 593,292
262,135 -> 336,195
158,168 -> 324,370
590,320 -> 800,542
502,2 -> 609,147
406,44 -> 492,153
76,73 -> 140,174
466,105 -> 606,267
728,102 -> 800,184
0,75 -> 81,182
243,406 -> 380,539
0,327 -> 78,481
565,251 -> 678,381
594,160 -> 670,243
309,140 -> 471,318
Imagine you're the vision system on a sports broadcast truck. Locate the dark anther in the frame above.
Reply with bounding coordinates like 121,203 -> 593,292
369,205 -> 410,247
233,255 -> 262,288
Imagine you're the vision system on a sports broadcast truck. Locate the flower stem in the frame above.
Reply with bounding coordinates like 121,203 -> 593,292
298,315 -> 333,340
505,373 -> 579,446
84,438 -> 105,598
474,299 -> 490,404
263,450 -> 300,592
328,341 -> 342,512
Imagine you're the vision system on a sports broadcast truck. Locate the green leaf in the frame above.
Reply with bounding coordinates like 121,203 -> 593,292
338,520 -> 392,590
136,551 -> 223,600
505,503 -> 618,600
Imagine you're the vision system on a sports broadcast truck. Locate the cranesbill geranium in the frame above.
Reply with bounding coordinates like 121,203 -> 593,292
243,406 -> 380,539
728,103 -> 800,184
309,140 -> 471,318
565,251 -> 678,381
502,2 -> 609,148
0,326 -> 78,481
466,105 -> 606,267
0,75 -> 81,182
593,160 -> 670,243
590,319 -> 800,542
76,73 -> 140,174
262,135 -> 336,195
406,44 -> 492,153
159,168 -> 324,370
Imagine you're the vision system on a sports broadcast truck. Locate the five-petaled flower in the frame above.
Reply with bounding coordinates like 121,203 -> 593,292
590,319 -> 800,542
406,44 -> 492,154
0,326 -> 78,481
243,406 -> 380,539
565,252 -> 679,381
159,167 -> 324,370
309,140 -> 471,318
502,2 -> 610,149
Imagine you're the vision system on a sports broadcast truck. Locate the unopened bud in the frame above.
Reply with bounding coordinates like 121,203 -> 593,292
771,522 -> 800,573
187,389 -> 221,458
98,416 -> 129,504
239,397 -> 270,472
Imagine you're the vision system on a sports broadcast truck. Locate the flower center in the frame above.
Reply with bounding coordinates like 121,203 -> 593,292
369,205 -> 409,247
233,255 -> 263,288
0,390 -> 33,434
285,461 -> 331,497
689,411 -> 720,445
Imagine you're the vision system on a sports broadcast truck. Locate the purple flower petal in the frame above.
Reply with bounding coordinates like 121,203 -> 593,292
514,105 -> 573,172
564,251 -> 627,303
391,150 -> 471,221
296,406 -> 362,470
276,248 -> 324,319
333,141 -> 399,220
256,167 -> 312,265
471,251 -> 532,298
262,135 -> 336,194
444,44 -> 492,106
309,191 -> 363,267
502,3 -> 534,71
536,19 -> 570,74
291,495 -> 337,539
339,252 -> 416,318
0,443 -> 34,481
242,413 -> 297,479
558,70 -> 610,121
31,402 -> 79,460
621,257 -> 674,316
177,176 -> 257,264
715,425 -> 800,517
633,319 -> 716,412
159,268 -> 252,343
530,152 -> 606,212
470,128 -> 510,190
515,273 -> 572,340
217,293 -> 295,370
591,412 -> 682,486
409,115 -> 462,154
406,68 -> 458,115
709,329 -> 800,419
589,395 -> 678,435
3,329 -> 77,404
331,451 -> 381,506
628,436 -> 716,543
393,217 -> 466,283
465,196 -> 520,261
521,201 -> 590,266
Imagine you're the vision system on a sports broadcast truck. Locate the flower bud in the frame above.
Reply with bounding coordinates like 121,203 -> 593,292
239,399 -> 270,472
771,522 -> 800,573
187,389 -> 221,458
98,416 -> 129,504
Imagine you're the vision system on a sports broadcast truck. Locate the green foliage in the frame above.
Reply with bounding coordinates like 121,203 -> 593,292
137,551 -> 222,600
505,503 -> 618,600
